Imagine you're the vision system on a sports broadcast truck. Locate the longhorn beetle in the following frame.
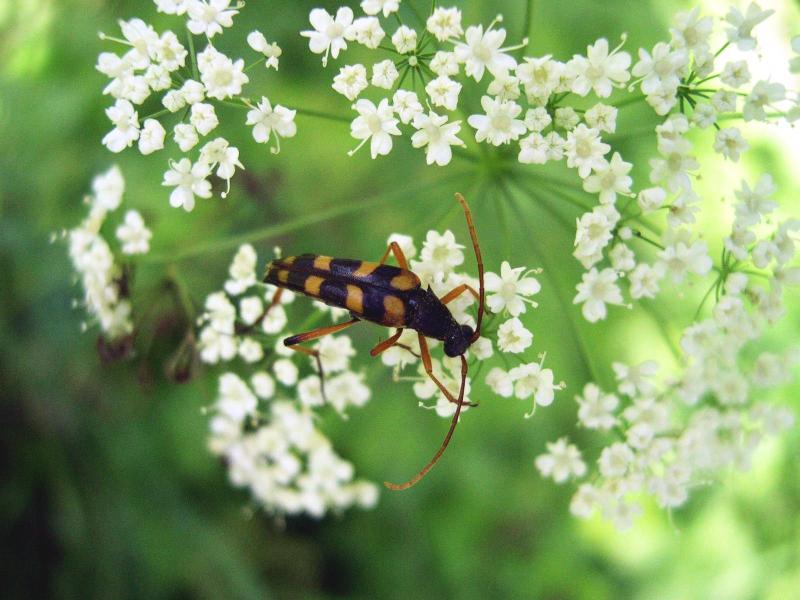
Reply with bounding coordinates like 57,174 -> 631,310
262,193 -> 485,490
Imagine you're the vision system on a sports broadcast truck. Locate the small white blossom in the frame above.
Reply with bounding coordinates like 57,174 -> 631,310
497,317 -> 533,354
411,111 -> 464,166
454,23 -> 517,82
536,438 -> 586,483
246,97 -> 297,153
162,158 -> 212,211
574,267 -> 624,322
349,99 -> 401,159
301,7 -> 354,66
391,25 -> 417,54
115,210 -> 152,254
468,96 -> 526,146
427,7 -> 463,42
485,262 -> 541,316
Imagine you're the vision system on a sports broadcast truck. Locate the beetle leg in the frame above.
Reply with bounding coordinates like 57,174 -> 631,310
384,354 -> 468,491
417,333 -> 475,407
283,318 -> 360,401
377,241 -> 410,270
439,283 -> 480,305
370,328 -> 404,357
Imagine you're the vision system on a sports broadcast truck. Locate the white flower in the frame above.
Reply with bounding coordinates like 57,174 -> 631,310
582,152 -> 632,204
239,337 -> 264,363
418,230 -> 464,274
487,71 -> 521,100
199,326 -> 237,363
239,296 -> 263,326
496,317 -> 533,353
162,90 -> 185,113
92,165 -> 125,211
351,16 -> 385,49
361,0 -> 399,18
246,97 -> 297,153
410,111 -> 464,166
386,233 -> 417,259
190,102 -> 219,136
485,261 -> 540,316
425,76 -> 462,111
509,362 -> 557,414
391,25 -> 417,54
137,118 -> 165,155
743,80 -> 785,122
217,373 -> 257,422
102,99 -> 139,153
173,123 -> 199,152
371,59 -> 399,89
204,291 -> 236,334
725,2 -> 774,50
226,244 -> 257,295
162,158 -> 212,211
564,124 -> 610,179
301,7 -> 354,66
576,383 -> 618,430
659,236 -> 713,282
115,210 -> 152,254
638,187 -> 666,213
574,267 -> 624,322
712,90 -> 738,113
180,79 -> 205,105
156,0 -> 189,15
554,107 -> 580,130
609,243 -> 635,272
670,7 -> 712,52
187,0 -> 238,38
427,7 -> 463,42
628,262 -> 664,299
430,51 -> 459,76
486,367 -> 514,397
612,360 -> 658,396
392,90 -> 423,124
199,51 -> 248,100
467,96 -> 526,146
251,372 -> 275,399
316,335 -> 356,373
247,31 -> 281,69
349,98 -> 401,159
333,64 -> 368,100
454,24 -> 517,82
273,358 -> 299,386
598,443 -> 634,478
721,60 -> 751,88
713,127 -> 749,162
734,174 -> 777,227
631,42 -> 687,95
570,483 -> 602,518
524,107 -> 551,132
199,138 -> 243,194
573,205 -> 619,268
535,437 -> 586,483
567,38 -> 631,98
691,103 -> 717,129
117,18 -> 159,69
518,133 -> 548,165
584,103 -> 618,133
516,56 -> 562,101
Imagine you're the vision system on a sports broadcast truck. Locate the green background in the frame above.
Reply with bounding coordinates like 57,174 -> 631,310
1,0 -> 799,598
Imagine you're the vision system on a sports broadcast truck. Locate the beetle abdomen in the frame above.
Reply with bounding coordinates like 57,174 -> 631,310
264,254 -> 417,327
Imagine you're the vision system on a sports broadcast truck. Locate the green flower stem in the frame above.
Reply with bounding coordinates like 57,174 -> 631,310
524,0 -> 535,50
244,56 -> 266,72
293,107 -> 352,124
632,229 -> 666,251
166,265 -> 196,321
612,93 -> 647,109
187,29 -> 199,80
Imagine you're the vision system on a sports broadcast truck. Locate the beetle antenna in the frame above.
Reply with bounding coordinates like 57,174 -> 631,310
384,355 -> 468,491
454,193 -> 485,343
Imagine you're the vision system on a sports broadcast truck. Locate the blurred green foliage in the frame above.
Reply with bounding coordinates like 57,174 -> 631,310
1,0 -> 799,598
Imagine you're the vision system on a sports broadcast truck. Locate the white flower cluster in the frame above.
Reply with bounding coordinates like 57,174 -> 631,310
301,5 -> 641,166
571,4 -> 799,324
97,1 -> 296,211
201,244 -> 378,517
532,6 -> 800,532
67,166 -> 152,339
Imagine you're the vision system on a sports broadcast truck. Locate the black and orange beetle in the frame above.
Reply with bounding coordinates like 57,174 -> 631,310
263,193 -> 485,490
